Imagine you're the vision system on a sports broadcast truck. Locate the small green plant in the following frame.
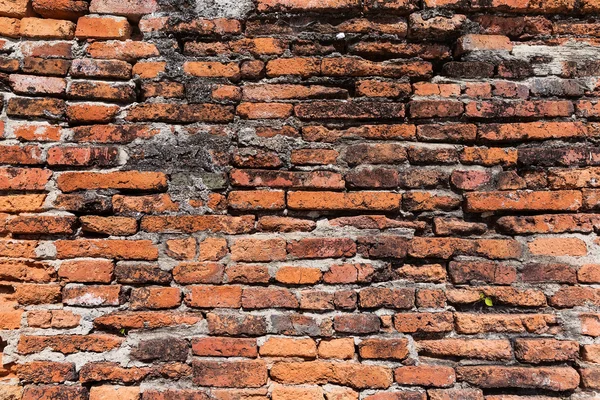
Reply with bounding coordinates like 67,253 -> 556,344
480,293 -> 493,307
119,328 -> 128,336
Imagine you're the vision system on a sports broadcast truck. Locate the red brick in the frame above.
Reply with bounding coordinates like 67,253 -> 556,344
409,100 -> 464,118
20,41 -> 74,59
89,0 -> 158,19
20,17 -> 75,39
18,334 -> 123,354
288,191 -> 401,211
76,15 -> 132,40
288,238 -> 356,259
192,360 -> 267,387
258,0 -> 360,12
229,238 -> 286,262
260,337 -> 316,358
90,386 -> 139,400
528,237 -> 587,256
417,339 -> 512,360
130,287 -> 181,310
456,366 -> 579,391
186,285 -> 242,308
0,167 -> 51,190
172,262 -> 223,284
141,215 -> 253,234
47,146 -> 119,167
243,287 -> 298,309
57,171 -> 167,192
55,239 -> 158,260
466,190 -> 582,212
7,97 -> 66,120
514,338 -> 579,363
58,259 -> 114,283
455,313 -> 556,334
63,285 -> 122,307
126,103 -> 234,123
94,311 -> 202,330
334,314 -> 381,334
0,145 -> 43,165
87,40 -> 159,61
113,194 -> 179,214
479,122 -> 587,142
394,312 -> 454,333
394,366 -> 455,387
270,361 -> 392,389
28,310 -> 80,329
465,100 -> 573,118
22,386 -> 87,400
0,0 -> 31,17
184,61 -> 240,80
295,101 -> 405,120
68,81 -> 135,103
32,0 -> 89,20
10,74 -> 67,97
322,58 -> 431,78
409,237 -> 522,259
193,337 -> 257,358
228,190 -> 285,210
456,34 -> 512,54
18,361 -> 76,383
359,338 -> 409,360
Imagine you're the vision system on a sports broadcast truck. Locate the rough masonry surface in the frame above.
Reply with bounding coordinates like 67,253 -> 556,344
1,0 -> 600,399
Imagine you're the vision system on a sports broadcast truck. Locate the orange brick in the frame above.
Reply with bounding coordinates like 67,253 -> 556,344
75,15 -> 132,40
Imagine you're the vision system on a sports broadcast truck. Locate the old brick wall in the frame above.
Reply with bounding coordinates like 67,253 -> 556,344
1,0 -> 600,398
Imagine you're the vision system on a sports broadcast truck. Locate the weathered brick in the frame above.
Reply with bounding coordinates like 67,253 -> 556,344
288,191 -> 401,211
32,0 -> 89,20
87,41 -> 159,61
20,18 -> 75,39
89,0 -> 158,19
417,339 -> 512,360
270,361 -> 392,389
193,337 -> 257,358
75,15 -> 132,40
130,287 -> 181,310
394,366 -> 455,388
55,239 -> 158,260
192,360 -> 267,387
288,238 -> 356,259
258,0 -> 360,12
456,366 -> 580,391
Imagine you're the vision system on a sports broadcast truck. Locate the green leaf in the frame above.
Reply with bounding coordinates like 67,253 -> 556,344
484,297 -> 493,307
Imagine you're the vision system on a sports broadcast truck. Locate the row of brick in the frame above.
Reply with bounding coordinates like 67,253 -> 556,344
13,334 -> 594,364
140,14 -> 600,42
4,121 -> 599,144
9,166 -> 600,191
8,308 -> 585,336
13,257 -> 600,287
6,198 -> 600,235
8,359 -> 598,391
5,234 -> 582,259
3,0 -> 600,19
10,280 -> 600,310
0,190 -> 598,225
13,280 -> 600,310
8,97 -> 600,123
6,384 -> 600,400
6,76 -> 596,104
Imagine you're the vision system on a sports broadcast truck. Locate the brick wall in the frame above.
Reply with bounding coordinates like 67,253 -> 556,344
1,0 -> 600,398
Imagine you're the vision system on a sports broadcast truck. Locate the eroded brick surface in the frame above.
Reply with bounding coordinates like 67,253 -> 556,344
0,0 -> 598,398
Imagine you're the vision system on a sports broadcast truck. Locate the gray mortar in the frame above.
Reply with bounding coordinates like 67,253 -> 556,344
194,0 -> 255,19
